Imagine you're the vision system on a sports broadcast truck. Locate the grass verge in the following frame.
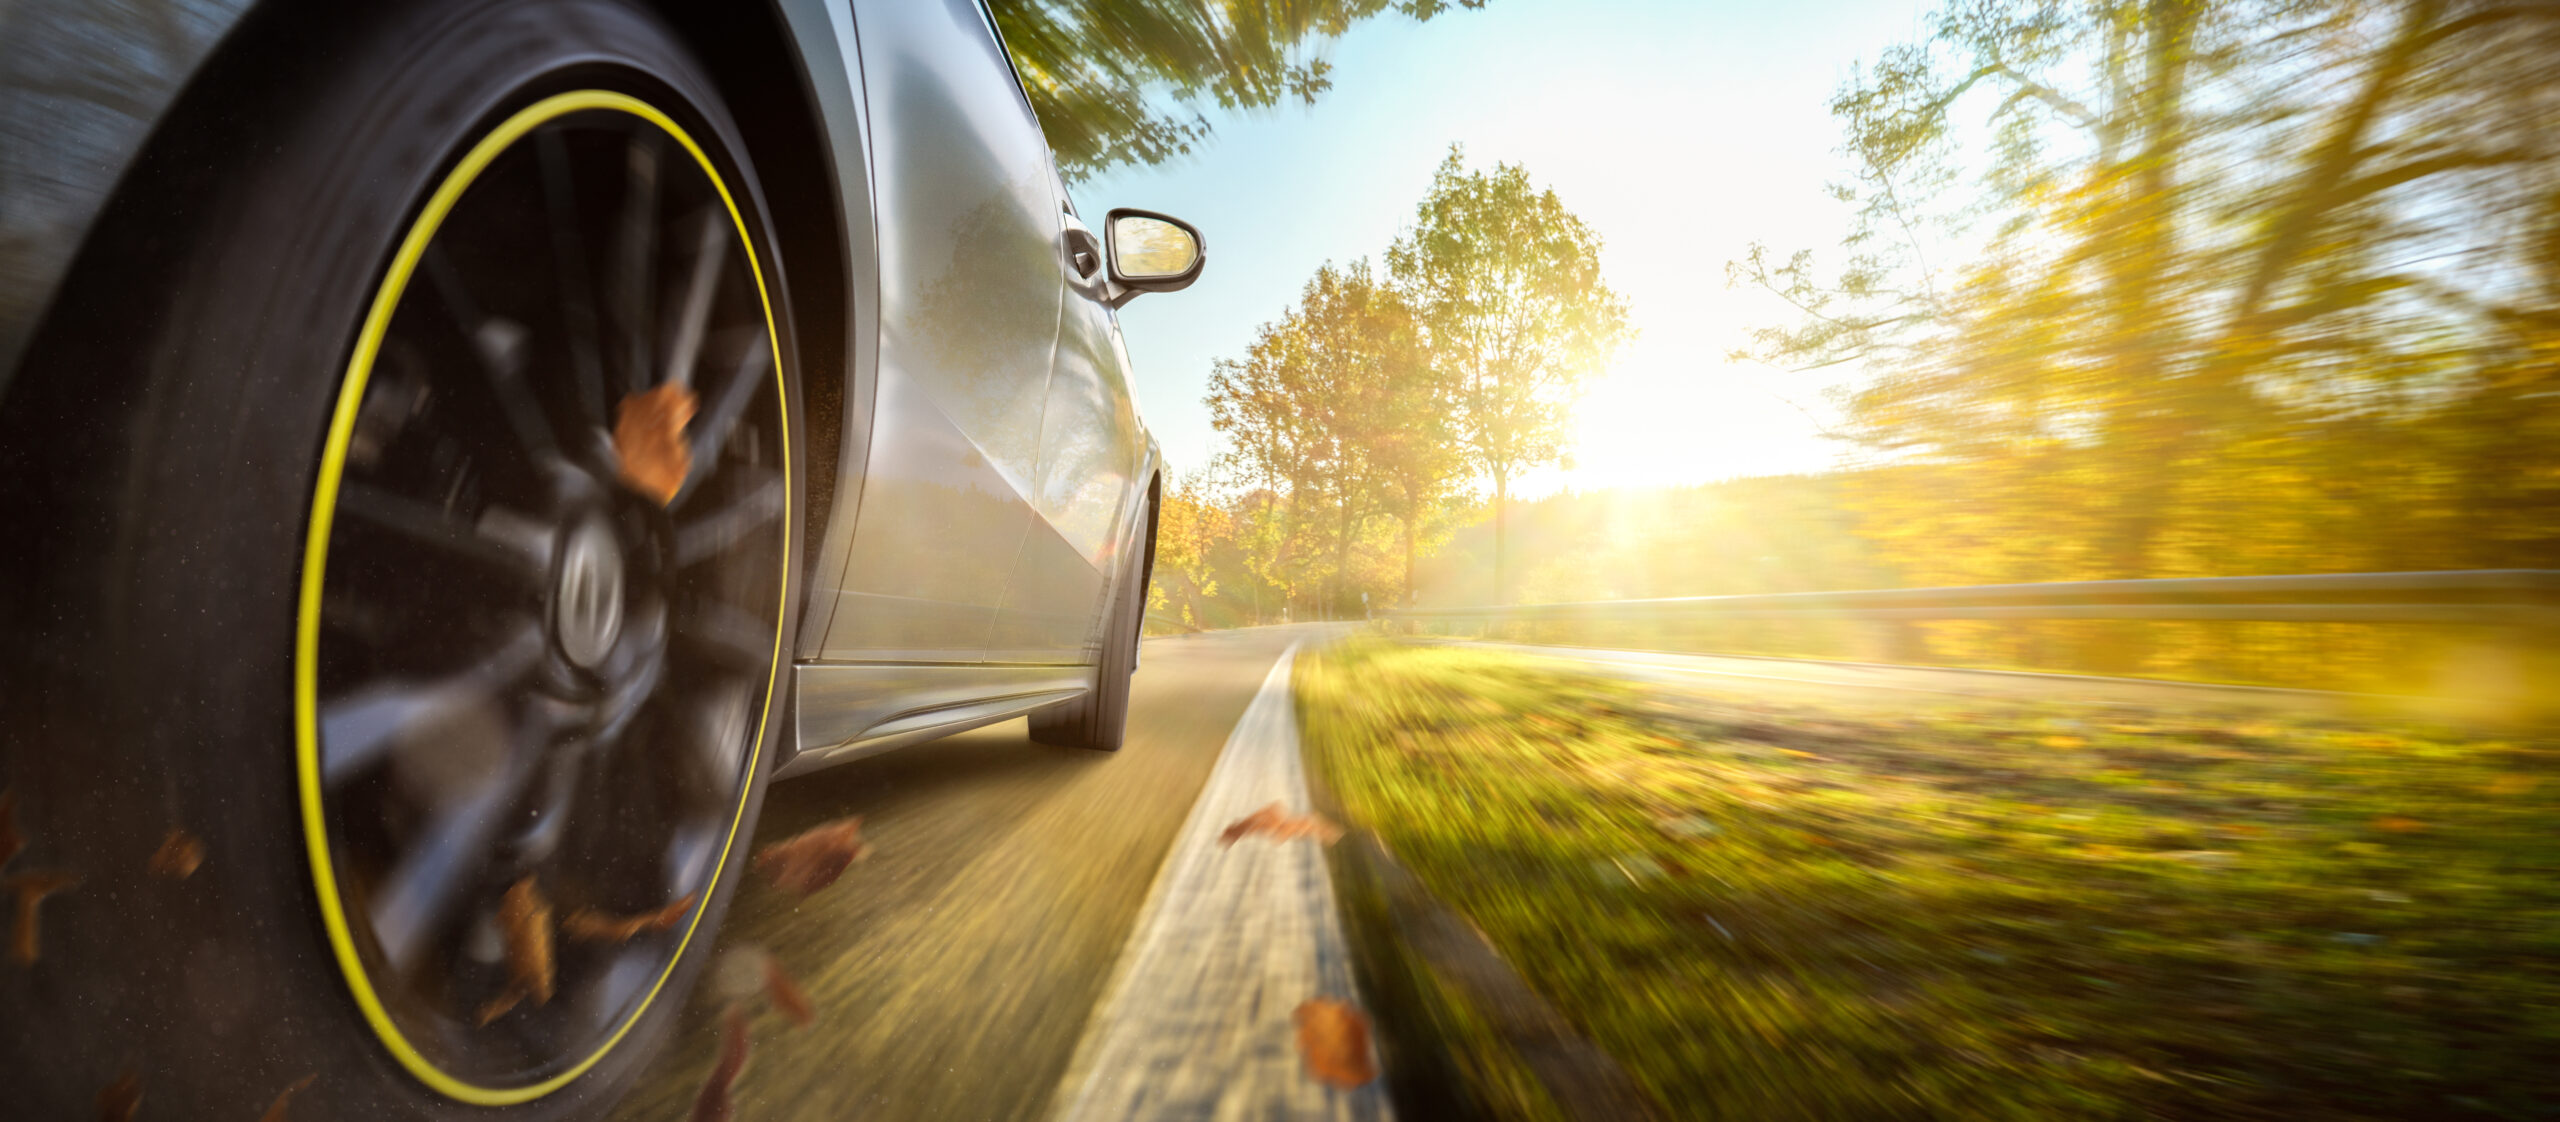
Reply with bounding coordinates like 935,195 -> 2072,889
1297,639 -> 2560,1120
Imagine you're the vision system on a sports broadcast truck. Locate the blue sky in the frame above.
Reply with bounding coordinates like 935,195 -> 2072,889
1075,0 -> 1938,498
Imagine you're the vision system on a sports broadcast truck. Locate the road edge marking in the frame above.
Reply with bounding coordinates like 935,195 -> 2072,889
1047,640 -> 1390,1121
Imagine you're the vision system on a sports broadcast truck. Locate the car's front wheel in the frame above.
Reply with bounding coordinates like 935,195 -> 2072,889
0,1 -> 798,1115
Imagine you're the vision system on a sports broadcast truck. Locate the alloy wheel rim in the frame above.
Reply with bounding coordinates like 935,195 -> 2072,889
296,92 -> 790,1100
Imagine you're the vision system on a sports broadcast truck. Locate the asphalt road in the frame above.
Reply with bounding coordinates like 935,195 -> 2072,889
607,626 -> 1317,1122
604,630 -> 2441,1120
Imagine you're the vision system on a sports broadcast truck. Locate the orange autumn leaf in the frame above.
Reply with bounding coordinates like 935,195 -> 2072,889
148,828 -> 204,879
754,817 -> 870,896
1218,802 -> 1345,847
477,877 -> 556,1024
7,869 -> 78,965
564,895 -> 696,943
96,1070 -> 141,1121
615,383 -> 697,505
2040,735 -> 2087,749
762,954 -> 814,1029
689,1004 -> 754,1122
1292,998 -> 1378,1089
257,1074 -> 317,1122
2371,816 -> 2428,834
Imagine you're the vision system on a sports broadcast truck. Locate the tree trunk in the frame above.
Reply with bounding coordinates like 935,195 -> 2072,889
1491,468 -> 1510,605
1402,516 -> 1418,608
1333,493 -> 1358,618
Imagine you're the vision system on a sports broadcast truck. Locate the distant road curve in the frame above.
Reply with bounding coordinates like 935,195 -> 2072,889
1429,640 -> 2469,718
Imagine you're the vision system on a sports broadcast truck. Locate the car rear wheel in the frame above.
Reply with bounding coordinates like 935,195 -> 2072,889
1030,498 -> 1153,752
0,1 -> 796,1115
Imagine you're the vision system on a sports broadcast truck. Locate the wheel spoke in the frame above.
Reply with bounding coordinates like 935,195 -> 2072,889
611,133 -> 662,398
367,745 -> 544,974
319,626 -> 546,786
423,246 -> 557,456
335,482 -> 551,586
538,131 -> 610,430
673,470 -> 786,567
661,206 -> 729,391
675,333 -> 772,505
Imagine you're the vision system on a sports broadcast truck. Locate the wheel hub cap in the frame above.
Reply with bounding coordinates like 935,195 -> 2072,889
554,516 -> 626,670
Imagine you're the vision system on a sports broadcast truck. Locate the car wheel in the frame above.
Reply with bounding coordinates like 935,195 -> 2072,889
1030,498 -> 1153,752
0,1 -> 797,1115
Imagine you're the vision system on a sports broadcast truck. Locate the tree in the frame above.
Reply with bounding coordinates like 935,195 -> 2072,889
1150,473 -> 1230,628
1205,260 -> 1435,616
992,0 -> 1489,181
1730,0 -> 2560,583
1389,147 -> 1631,603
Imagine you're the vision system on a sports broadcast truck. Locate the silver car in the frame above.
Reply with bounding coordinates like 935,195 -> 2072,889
0,0 -> 1197,1113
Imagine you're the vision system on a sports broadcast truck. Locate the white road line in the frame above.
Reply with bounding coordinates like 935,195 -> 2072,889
1049,641 -> 1390,1122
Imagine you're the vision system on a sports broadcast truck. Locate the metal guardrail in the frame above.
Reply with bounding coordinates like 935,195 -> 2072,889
1392,570 -> 2560,627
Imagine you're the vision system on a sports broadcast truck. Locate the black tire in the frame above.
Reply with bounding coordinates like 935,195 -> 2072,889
1030,497 -> 1154,752
0,2 -> 800,1116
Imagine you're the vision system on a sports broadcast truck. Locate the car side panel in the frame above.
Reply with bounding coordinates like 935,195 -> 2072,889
0,0 -> 255,397
985,272 -> 1140,662
823,0 -> 1065,663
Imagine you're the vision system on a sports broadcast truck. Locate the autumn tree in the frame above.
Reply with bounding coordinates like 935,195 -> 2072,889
992,0 -> 1490,181
1731,0 -> 2560,586
1390,147 -> 1630,603
1204,259 -> 1460,614
1150,473 -> 1230,628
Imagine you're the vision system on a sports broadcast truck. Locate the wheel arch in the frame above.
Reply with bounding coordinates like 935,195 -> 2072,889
0,0 -> 862,613
1144,469 -> 1163,596
648,0 -> 858,583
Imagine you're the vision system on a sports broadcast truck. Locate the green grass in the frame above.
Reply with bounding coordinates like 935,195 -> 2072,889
1298,640 -> 2560,1120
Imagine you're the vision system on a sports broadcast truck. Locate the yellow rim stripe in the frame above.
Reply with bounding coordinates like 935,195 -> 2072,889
295,89 -> 791,1105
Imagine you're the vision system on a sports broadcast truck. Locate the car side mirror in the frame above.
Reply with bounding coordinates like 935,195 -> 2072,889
1104,208 -> 1204,307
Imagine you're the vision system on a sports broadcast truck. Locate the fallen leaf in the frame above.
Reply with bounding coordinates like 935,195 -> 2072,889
1777,748 -> 1822,759
564,895 -> 695,943
761,954 -> 814,1028
7,870 -> 78,964
614,383 -> 697,505
0,789 -> 19,870
257,1074 -> 317,1122
2040,735 -> 2086,749
754,817 -> 870,896
97,1070 -> 140,1121
148,828 -> 204,879
2371,816 -> 2427,834
1218,802 -> 1344,846
1292,998 -> 1377,1088
689,1004 -> 753,1122
477,877 -> 555,1024
1219,803 -> 1285,845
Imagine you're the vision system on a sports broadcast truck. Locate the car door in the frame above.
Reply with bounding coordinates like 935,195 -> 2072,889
984,182 -> 1145,664
822,0 -> 1065,663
